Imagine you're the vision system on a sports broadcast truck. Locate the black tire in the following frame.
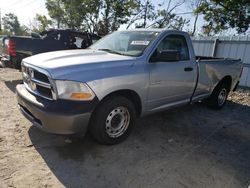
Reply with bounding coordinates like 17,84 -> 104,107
89,96 -> 136,145
207,82 -> 229,110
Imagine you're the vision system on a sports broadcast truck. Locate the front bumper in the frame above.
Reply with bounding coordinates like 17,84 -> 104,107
16,84 -> 98,135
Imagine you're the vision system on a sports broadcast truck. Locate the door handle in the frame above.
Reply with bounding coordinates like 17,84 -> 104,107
184,67 -> 193,72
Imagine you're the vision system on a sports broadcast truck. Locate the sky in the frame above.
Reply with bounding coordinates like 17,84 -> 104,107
0,0 -> 203,32
0,0 -> 48,28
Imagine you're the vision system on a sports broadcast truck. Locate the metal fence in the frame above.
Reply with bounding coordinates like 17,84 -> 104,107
192,36 -> 250,87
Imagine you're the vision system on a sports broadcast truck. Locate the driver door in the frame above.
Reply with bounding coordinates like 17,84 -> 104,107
147,34 -> 197,111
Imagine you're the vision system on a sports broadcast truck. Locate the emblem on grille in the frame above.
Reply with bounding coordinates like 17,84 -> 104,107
23,67 -> 36,91
28,68 -> 34,78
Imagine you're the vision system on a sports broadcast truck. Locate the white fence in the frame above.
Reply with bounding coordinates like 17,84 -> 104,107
192,36 -> 250,87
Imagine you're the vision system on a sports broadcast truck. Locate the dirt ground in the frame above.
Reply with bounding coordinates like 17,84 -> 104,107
0,68 -> 250,188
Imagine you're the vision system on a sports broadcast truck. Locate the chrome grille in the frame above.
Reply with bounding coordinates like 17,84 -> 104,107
22,64 -> 55,100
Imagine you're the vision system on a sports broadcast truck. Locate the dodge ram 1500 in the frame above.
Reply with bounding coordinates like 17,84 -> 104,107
16,29 -> 243,144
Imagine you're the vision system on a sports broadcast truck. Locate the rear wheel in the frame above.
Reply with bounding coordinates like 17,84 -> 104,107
207,83 -> 229,110
89,96 -> 136,145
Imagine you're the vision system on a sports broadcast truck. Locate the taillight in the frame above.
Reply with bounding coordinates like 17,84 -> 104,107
8,39 -> 16,57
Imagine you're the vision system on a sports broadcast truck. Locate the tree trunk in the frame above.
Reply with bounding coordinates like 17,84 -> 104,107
143,0 -> 149,28
191,13 -> 199,36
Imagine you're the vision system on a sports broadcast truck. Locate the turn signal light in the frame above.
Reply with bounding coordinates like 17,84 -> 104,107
70,92 -> 93,100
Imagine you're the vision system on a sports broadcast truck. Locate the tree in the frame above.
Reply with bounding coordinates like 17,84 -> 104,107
45,0 -> 64,28
32,14 -> 52,32
143,0 -> 189,30
20,25 -> 30,36
83,0 -> 102,33
45,0 -> 140,35
61,0 -> 88,29
46,0 -> 89,29
196,0 -> 250,35
98,0 -> 140,35
81,0 -> 140,35
2,13 -> 22,35
168,16 -> 190,31
186,0 -> 202,36
125,0 -> 190,30
135,0 -> 155,28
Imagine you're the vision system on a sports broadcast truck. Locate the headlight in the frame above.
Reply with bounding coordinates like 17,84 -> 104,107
55,80 -> 95,101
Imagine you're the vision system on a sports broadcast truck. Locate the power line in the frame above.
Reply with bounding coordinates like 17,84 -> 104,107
2,0 -> 37,13
0,0 -> 21,9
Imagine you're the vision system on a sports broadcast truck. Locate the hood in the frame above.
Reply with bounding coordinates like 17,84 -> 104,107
22,49 -> 137,81
23,49 -> 135,69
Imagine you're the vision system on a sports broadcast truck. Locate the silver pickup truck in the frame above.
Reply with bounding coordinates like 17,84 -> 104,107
16,29 -> 243,144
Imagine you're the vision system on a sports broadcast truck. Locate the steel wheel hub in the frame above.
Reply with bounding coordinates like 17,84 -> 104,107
105,106 -> 130,138
218,88 -> 227,106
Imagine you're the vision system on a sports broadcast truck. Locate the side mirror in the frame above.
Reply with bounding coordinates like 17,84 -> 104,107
151,50 -> 180,62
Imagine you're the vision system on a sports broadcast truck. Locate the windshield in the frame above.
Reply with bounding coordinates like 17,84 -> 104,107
90,31 -> 159,57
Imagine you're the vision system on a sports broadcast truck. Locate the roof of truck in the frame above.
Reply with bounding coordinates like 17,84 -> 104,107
119,28 -> 187,35
123,28 -> 165,32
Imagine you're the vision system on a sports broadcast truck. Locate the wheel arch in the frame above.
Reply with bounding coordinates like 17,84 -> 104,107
94,89 -> 142,117
218,75 -> 232,91
207,75 -> 232,110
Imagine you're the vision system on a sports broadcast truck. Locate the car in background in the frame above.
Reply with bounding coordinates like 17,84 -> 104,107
0,29 -> 100,69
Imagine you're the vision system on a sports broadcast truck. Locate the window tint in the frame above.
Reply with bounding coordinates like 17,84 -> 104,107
157,35 -> 190,61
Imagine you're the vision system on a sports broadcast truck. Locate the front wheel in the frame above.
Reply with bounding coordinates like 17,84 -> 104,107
207,83 -> 229,110
89,96 -> 136,145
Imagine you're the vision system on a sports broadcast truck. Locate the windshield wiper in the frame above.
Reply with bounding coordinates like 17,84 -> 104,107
97,48 -> 123,55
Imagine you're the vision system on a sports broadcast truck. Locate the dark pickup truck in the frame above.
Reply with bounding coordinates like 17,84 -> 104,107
0,29 -> 100,69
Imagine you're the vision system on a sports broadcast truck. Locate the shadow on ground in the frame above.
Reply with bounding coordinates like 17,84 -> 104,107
28,100 -> 250,188
4,80 -> 23,93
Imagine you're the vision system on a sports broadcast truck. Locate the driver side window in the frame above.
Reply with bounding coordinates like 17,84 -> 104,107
156,35 -> 190,61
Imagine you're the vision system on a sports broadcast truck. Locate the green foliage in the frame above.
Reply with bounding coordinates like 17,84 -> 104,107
44,0 -> 190,34
2,13 -> 28,35
127,0 -> 189,31
33,14 -> 52,32
133,0 -> 155,28
82,0 -> 102,33
20,25 -> 30,36
97,0 -> 140,35
196,0 -> 250,35
2,13 -> 21,35
152,9 -> 189,30
45,0 -> 64,28
45,0 -> 140,35
153,0 -> 189,30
